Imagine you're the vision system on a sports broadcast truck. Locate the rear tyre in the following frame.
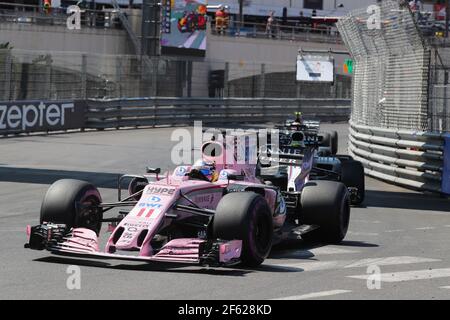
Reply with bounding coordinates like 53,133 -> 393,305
341,160 -> 365,205
321,132 -> 331,149
300,181 -> 350,243
40,179 -> 103,234
213,192 -> 273,267
330,131 -> 338,155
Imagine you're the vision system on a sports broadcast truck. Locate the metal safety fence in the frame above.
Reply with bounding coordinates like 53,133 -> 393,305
0,49 -> 352,101
337,0 -> 430,132
337,0 -> 450,195
349,120 -> 446,193
0,97 -> 351,136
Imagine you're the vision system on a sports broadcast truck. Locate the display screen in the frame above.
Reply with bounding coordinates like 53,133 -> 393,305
161,0 -> 207,57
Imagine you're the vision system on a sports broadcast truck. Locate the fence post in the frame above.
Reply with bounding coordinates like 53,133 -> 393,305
224,62 -> 229,98
116,56 -> 122,99
45,55 -> 52,100
260,63 -> 265,98
81,54 -> 87,99
151,58 -> 158,97
3,52 -> 12,101
296,82 -> 301,98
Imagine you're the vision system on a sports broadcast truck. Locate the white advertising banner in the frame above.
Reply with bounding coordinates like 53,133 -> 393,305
296,55 -> 335,83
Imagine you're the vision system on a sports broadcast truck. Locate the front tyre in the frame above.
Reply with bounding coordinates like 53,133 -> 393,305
40,179 -> 103,234
213,192 -> 273,267
300,181 -> 350,243
341,160 -> 365,205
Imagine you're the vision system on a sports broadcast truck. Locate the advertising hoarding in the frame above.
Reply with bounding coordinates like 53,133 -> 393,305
296,55 -> 335,83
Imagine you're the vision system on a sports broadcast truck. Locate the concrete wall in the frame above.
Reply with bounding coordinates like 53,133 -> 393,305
206,32 -> 349,80
0,23 -> 134,55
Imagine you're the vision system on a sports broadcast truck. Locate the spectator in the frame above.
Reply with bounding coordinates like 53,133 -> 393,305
297,10 -> 310,31
266,11 -> 275,38
311,9 -> 318,30
215,5 -> 229,35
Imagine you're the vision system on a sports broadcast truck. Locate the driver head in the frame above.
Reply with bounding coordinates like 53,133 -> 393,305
192,159 -> 218,182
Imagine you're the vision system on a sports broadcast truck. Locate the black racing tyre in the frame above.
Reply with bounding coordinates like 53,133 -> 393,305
341,160 -> 365,205
321,132 -> 331,149
330,131 -> 338,155
40,179 -> 103,234
300,181 -> 350,243
213,192 -> 273,267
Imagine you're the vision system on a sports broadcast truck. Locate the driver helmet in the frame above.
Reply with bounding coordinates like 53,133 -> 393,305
291,112 -> 303,126
192,159 -> 218,182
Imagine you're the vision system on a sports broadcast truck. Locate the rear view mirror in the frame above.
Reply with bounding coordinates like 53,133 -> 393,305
146,167 -> 161,174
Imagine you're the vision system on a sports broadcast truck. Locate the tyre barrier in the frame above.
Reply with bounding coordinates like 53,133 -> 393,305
348,120 -> 450,195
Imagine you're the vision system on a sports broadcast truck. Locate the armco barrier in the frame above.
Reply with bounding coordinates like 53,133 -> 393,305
349,120 -> 448,194
0,97 -> 351,135
84,97 -> 351,129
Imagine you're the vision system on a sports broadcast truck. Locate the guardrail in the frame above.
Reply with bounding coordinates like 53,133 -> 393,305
348,120 -> 449,194
0,97 -> 350,136
85,97 -> 351,129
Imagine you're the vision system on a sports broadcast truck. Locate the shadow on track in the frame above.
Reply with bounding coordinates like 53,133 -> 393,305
34,255 -> 304,275
269,239 -> 379,260
34,256 -> 254,276
363,190 -> 449,212
0,166 -> 121,189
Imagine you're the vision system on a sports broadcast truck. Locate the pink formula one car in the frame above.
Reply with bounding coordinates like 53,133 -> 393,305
25,133 -> 351,267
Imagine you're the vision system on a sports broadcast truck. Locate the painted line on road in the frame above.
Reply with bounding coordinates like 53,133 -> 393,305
352,219 -> 381,224
415,227 -> 436,230
273,289 -> 352,300
347,231 -> 379,236
266,256 -> 439,272
343,256 -> 439,268
440,286 -> 450,289
384,229 -> 405,233
270,246 -> 359,259
348,268 -> 450,283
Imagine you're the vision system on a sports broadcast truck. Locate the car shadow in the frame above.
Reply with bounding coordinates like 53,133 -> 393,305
33,256 -> 253,276
0,166 -> 123,189
269,239 -> 379,260
32,239 -> 378,275
363,189 -> 449,212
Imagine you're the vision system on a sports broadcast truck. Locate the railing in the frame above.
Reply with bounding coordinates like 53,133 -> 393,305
0,1 -> 138,29
211,19 -> 342,44
85,97 -> 351,129
348,120 -> 447,194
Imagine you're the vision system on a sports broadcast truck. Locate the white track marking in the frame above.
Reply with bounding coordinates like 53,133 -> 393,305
343,256 -> 439,268
271,246 -> 359,259
308,247 -> 358,255
347,231 -> 379,236
267,256 -> 439,272
384,229 -> 405,233
352,219 -> 381,224
273,290 -> 352,300
415,227 -> 436,230
348,268 -> 450,283
440,286 -> 450,289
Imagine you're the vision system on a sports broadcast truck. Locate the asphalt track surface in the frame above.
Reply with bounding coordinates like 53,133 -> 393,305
1,123 -> 450,300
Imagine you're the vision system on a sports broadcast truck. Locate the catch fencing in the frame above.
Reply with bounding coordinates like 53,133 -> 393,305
0,49 -> 352,101
337,0 -> 450,194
